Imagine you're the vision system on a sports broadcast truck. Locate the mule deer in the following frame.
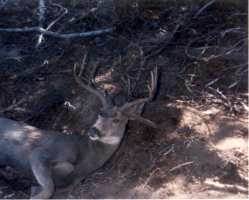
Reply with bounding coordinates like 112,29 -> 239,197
0,66 -> 158,199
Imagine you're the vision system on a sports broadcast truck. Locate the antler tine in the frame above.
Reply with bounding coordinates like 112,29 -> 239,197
73,63 -> 109,110
125,113 -> 158,129
121,67 -> 158,111
148,66 -> 158,99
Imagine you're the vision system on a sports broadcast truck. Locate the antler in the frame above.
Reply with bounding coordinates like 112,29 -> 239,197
73,62 -> 110,110
121,67 -> 159,129
121,67 -> 158,111
124,113 -> 158,128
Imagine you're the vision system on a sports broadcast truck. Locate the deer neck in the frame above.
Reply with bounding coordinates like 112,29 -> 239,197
88,123 -> 127,162
76,122 -> 127,176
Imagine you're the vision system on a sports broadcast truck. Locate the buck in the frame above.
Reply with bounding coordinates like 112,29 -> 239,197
0,66 -> 158,199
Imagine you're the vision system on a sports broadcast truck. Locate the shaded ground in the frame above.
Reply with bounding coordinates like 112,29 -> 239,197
0,0 -> 248,199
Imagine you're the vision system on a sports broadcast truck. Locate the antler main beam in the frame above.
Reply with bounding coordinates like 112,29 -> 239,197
120,67 -> 159,129
73,62 -> 109,110
121,67 -> 158,111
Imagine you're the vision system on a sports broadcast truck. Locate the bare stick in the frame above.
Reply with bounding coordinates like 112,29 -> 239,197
145,13 -> 187,60
162,145 -> 174,156
38,0 -> 45,24
241,102 -> 249,112
36,2 -> 68,47
36,0 -> 46,47
0,89 -> 47,114
0,27 -> 113,39
204,178 -> 248,194
46,3 -> 68,31
194,0 -> 217,18
142,168 -> 160,189
205,78 -> 220,88
0,0 -> 9,10
169,161 -> 194,172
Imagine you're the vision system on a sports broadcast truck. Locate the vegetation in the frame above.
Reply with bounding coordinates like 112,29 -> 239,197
0,0 -> 247,198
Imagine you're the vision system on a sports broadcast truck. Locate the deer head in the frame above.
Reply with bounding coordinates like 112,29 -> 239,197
74,65 -> 158,145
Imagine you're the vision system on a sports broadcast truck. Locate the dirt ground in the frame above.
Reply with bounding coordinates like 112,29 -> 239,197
0,0 -> 248,199
72,103 -> 248,199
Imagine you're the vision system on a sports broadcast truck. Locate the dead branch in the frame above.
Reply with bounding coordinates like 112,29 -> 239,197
194,0 -> 217,18
141,168 -> 160,189
169,161 -> 194,172
0,0 -> 9,10
36,2 -> 69,47
205,78 -> 220,88
46,3 -> 68,31
145,24 -> 180,60
162,145 -> 175,156
38,0 -> 45,24
0,27 -> 113,39
185,28 -> 247,61
204,178 -> 248,194
241,102 -> 249,113
0,89 -> 47,114
36,0 -> 46,47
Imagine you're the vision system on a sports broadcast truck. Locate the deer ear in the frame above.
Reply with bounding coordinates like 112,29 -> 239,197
122,103 -> 145,115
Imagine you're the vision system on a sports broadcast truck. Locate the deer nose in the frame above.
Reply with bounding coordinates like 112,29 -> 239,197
88,127 -> 101,140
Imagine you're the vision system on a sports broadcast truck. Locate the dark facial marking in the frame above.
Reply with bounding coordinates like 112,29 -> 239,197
88,127 -> 101,138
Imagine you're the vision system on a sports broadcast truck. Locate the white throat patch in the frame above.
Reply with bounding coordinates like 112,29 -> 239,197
89,135 -> 121,145
89,134 -> 100,141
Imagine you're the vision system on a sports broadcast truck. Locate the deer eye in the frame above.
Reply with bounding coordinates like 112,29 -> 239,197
113,119 -> 120,123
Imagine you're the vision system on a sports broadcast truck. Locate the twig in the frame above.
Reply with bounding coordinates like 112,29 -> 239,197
205,78 -> 220,88
194,0 -> 217,18
0,27 -> 113,39
0,0 -> 9,10
207,87 -> 233,111
184,30 -> 219,60
139,144 -> 174,190
169,161 -> 194,172
36,0 -> 46,47
145,22 -> 181,60
228,81 -> 239,89
38,0 -> 45,24
46,3 -> 68,31
185,36 -> 247,62
36,2 -> 69,47
241,102 -> 249,112
79,53 -> 88,77
0,89 -> 47,114
144,13 -> 188,60
162,145 -> 174,156
204,178 -> 248,194
0,97 -> 26,114
142,168 -> 160,189
224,37 -> 247,55
208,87 -> 227,100
221,27 -> 246,37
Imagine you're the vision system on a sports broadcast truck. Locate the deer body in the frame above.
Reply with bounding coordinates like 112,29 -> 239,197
0,67 -> 158,199
0,116 -> 127,198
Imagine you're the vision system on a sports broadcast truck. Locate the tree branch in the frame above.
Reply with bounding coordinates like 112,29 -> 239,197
0,27 -> 113,39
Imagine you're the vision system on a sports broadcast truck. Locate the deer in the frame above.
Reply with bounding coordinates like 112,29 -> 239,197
0,66 -> 158,199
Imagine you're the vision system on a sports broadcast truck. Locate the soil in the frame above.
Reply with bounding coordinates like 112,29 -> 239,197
0,0 -> 248,199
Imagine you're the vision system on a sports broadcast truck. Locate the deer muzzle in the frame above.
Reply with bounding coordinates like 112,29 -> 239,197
87,127 -> 101,140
